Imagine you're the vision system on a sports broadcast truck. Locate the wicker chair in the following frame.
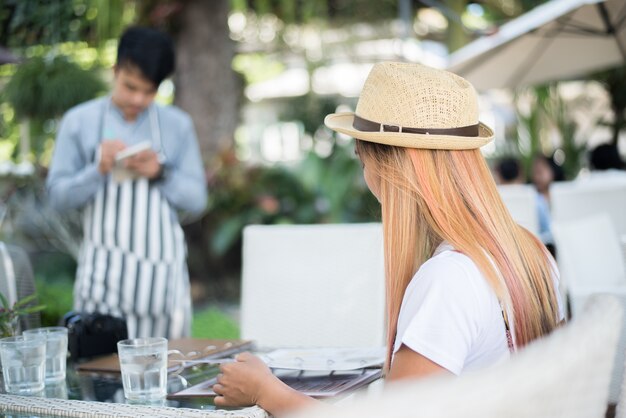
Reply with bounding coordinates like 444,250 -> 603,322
0,242 -> 41,332
0,395 -> 268,418
294,294 -> 622,418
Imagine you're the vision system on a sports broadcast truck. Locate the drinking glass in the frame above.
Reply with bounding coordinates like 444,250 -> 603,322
0,335 -> 46,395
44,380 -> 68,399
117,337 -> 168,401
23,326 -> 68,383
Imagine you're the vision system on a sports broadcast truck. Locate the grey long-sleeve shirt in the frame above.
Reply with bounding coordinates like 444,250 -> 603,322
46,97 -> 207,218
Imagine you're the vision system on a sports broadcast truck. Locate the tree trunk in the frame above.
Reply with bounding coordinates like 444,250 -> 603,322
445,0 -> 467,53
19,119 -> 30,162
172,0 -> 240,162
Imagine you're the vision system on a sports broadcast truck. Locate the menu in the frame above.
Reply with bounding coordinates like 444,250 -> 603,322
168,368 -> 382,399
168,346 -> 385,399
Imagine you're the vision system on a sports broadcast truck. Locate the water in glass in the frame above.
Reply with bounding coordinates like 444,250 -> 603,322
0,336 -> 46,395
118,338 -> 167,401
23,327 -> 68,382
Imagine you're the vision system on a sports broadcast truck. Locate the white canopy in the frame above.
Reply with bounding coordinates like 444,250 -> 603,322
447,0 -> 626,90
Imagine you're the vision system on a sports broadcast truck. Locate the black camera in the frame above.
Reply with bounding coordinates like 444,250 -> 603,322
63,312 -> 128,361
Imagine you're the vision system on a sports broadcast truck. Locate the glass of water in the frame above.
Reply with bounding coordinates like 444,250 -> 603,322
0,335 -> 46,395
117,337 -> 168,401
23,326 -> 68,383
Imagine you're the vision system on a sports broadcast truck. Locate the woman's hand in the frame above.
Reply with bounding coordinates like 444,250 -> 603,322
213,352 -> 279,407
213,352 -> 319,415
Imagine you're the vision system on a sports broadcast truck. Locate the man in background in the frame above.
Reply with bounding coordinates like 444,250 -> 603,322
47,26 -> 207,339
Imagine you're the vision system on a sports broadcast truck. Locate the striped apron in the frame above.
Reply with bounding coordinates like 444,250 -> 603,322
73,102 -> 191,339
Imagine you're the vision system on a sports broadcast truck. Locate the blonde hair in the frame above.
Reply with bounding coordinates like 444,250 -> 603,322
355,140 -> 561,370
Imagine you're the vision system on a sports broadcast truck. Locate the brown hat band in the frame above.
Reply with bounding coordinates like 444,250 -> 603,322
352,115 -> 479,137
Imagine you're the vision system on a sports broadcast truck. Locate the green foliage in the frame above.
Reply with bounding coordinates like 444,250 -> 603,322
232,54 -> 285,85
593,65 -> 626,145
202,141 -> 378,277
34,277 -> 240,336
547,87 -> 586,179
230,0 -> 398,23
34,277 -> 74,327
0,102 -> 19,161
1,173 -> 83,258
0,292 -> 46,337
514,85 -> 586,179
0,0 -> 84,46
514,86 -> 550,177
0,0 -> 134,47
205,153 -> 317,260
296,142 -> 379,222
91,0 -> 131,45
4,55 -> 106,121
191,307 -> 240,339
282,94 -> 340,137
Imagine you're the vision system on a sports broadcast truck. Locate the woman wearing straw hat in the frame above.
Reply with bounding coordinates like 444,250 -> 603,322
212,62 -> 565,415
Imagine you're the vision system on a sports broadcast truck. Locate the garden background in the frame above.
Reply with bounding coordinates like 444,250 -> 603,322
1,0 -> 625,337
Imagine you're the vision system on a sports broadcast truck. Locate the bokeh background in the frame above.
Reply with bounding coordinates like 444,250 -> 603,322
1,0 -> 624,336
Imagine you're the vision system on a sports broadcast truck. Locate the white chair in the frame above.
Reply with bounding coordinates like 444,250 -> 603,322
497,184 -> 540,237
552,213 -> 626,405
294,294 -> 622,418
551,178 -> 626,240
551,214 -> 626,318
240,223 -> 385,348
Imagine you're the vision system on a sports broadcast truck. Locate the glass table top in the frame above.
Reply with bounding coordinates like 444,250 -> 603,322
0,359 -> 247,417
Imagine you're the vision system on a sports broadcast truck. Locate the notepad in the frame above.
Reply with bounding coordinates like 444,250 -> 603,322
114,141 -> 152,161
111,141 -> 152,181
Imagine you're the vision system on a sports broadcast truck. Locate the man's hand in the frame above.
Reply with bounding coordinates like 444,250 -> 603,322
123,149 -> 162,179
98,140 -> 126,174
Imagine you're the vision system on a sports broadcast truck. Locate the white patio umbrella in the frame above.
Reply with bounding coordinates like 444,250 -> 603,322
447,0 -> 626,90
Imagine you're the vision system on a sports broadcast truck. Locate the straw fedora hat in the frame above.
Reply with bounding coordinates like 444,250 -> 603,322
324,62 -> 493,150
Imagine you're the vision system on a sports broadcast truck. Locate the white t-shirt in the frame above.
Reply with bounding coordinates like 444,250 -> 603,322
392,242 -> 564,375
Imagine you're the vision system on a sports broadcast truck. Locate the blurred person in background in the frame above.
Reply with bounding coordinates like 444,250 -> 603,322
494,157 -> 525,185
590,143 -> 625,171
530,153 -> 564,256
46,26 -> 207,339
579,143 -> 626,182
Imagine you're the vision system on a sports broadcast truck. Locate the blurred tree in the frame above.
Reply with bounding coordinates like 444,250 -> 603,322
0,0 -> 130,47
515,86 -> 552,175
135,0 -> 240,158
232,0 -> 400,23
4,56 -> 105,121
445,0 -> 467,52
3,55 -> 106,163
0,0 -> 239,162
0,0 -> 560,161
515,83 -> 596,180
544,85 -> 587,179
